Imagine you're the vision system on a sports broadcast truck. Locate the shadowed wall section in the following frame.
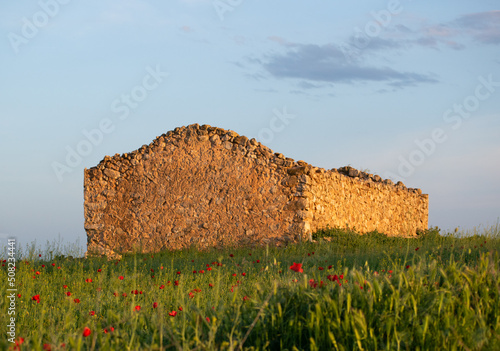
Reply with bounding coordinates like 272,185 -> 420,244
84,124 -> 428,259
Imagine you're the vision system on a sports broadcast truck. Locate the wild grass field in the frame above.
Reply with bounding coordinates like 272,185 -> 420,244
1,225 -> 499,350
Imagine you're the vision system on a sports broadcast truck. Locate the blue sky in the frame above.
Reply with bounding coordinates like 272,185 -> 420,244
1,0 -> 499,253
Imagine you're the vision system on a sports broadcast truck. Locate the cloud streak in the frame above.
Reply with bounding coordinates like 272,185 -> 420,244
257,43 -> 437,88
242,11 -> 499,91
392,10 -> 500,50
453,10 -> 500,44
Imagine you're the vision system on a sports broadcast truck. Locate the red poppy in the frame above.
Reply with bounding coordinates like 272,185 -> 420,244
178,306 -> 183,311
289,262 -> 303,273
229,254 -> 234,257
159,284 -> 165,289
31,294 -> 40,303
89,311 -> 95,316
74,298 -> 80,303
83,327 -> 91,337
51,263 -> 55,267
97,269 -> 101,272
174,280 -> 179,286
327,274 -> 338,282
119,276 -> 124,280
66,291 -> 71,296
242,272 -> 246,276
43,343 -> 51,350
135,305 -> 141,311
169,311 -> 177,317
153,302 -> 158,308
318,267 -> 324,271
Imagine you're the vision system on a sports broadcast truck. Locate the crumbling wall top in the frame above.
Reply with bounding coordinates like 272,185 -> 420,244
87,123 -> 425,196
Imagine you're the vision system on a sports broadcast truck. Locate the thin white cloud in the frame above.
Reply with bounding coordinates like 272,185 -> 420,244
252,43 -> 437,88
267,36 -> 291,46
391,10 -> 500,49
180,25 -> 194,33
241,10 -> 500,93
453,10 -> 500,44
244,12 -> 500,90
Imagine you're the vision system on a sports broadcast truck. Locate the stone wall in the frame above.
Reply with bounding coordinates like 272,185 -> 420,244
84,124 -> 428,258
284,166 -> 428,238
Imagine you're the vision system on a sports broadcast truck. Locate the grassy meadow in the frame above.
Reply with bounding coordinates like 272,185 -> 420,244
1,225 -> 500,350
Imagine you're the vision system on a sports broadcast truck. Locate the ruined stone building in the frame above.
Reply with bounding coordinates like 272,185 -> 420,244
84,124 -> 428,258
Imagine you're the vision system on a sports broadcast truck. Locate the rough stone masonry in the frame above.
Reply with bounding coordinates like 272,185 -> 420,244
84,124 -> 428,259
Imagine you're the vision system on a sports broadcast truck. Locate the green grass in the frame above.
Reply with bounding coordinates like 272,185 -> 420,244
1,225 -> 500,350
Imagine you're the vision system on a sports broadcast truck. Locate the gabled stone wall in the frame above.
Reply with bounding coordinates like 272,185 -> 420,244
84,124 -> 428,258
